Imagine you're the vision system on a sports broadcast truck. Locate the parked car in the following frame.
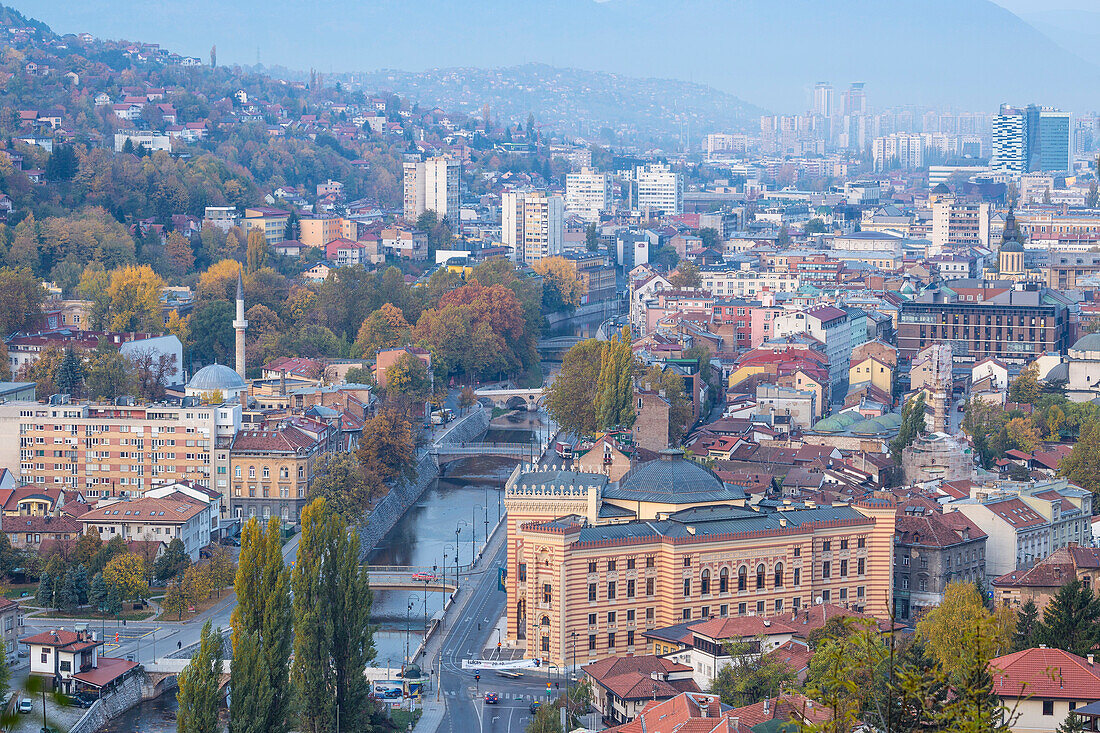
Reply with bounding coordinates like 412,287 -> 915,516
529,701 -> 542,714
411,572 -> 438,583
18,698 -> 32,713
68,693 -> 95,709
484,692 -> 499,705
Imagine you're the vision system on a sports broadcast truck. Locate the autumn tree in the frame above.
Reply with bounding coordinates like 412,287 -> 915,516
667,260 -> 702,288
916,582 -> 1015,678
1003,417 -> 1041,453
105,265 -> 165,332
354,302 -> 410,359
177,621 -> 224,733
595,326 -> 635,431
385,352 -> 431,401
85,342 -> 135,400
308,452 -> 369,520
1008,363 -> 1041,405
245,228 -> 269,273
0,266 -> 46,335
76,263 -> 111,329
229,517 -> 293,733
165,231 -> 196,276
532,256 -> 586,311
545,341 -> 607,440
103,552 -> 150,601
291,498 -> 375,733
357,404 -> 417,501
162,578 -> 187,621
17,345 -> 67,399
197,259 -> 243,301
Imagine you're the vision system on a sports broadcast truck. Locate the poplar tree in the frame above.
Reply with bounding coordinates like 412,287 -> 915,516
228,517 -> 292,733
177,621 -> 224,733
291,498 -> 376,733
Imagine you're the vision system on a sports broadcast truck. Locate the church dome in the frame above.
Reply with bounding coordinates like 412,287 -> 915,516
188,363 -> 246,392
604,449 -> 746,504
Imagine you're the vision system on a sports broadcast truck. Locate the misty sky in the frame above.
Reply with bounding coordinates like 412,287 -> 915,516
993,0 -> 1098,12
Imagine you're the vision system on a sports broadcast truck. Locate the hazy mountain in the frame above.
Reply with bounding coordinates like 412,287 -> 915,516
1023,10 -> 1100,69
12,0 -> 1098,112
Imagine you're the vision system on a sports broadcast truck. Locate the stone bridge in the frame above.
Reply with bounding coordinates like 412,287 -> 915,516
536,336 -> 582,361
429,441 -> 541,467
473,387 -> 546,411
366,566 -> 459,592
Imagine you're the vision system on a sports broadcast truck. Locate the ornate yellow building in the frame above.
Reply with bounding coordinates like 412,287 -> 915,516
503,450 -> 895,665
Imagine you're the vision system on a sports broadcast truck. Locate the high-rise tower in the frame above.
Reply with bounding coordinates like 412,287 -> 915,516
233,270 -> 248,380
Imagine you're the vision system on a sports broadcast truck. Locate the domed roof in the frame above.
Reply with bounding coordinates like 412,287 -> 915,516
1071,333 -> 1100,355
604,449 -> 746,504
188,363 -> 246,391
1000,208 -> 1025,253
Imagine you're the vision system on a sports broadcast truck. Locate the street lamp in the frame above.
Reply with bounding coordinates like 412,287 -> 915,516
456,521 -> 470,573
443,543 -> 456,616
471,505 -> 483,558
405,593 -> 421,670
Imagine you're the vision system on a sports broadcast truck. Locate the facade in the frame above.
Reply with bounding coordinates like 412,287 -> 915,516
989,648 -> 1100,733
993,544 -> 1100,612
755,384 -> 816,429
242,207 -> 289,247
992,107 -> 1028,176
947,497 -> 1050,581
634,163 -> 683,214
228,422 -> 325,523
22,628 -> 101,693
872,133 -> 923,171
582,656 -> 699,726
502,191 -> 564,265
897,284 -> 1071,367
0,598 -> 24,656
772,306 -> 855,388
502,452 -> 896,666
403,156 -> 460,230
901,433 -> 974,484
80,492 -> 213,560
565,168 -> 611,222
893,506 -> 987,621
298,215 -> 343,249
930,198 -> 990,254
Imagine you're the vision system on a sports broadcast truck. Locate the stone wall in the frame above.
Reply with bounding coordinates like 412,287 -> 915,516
357,407 -> 490,558
68,672 -> 143,733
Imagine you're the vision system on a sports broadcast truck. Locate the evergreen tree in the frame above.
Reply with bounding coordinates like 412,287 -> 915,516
89,572 -> 107,611
56,347 -> 85,397
1036,579 -> 1100,657
1057,713 -> 1088,733
291,498 -> 376,733
155,538 -> 191,582
177,621 -> 224,733
57,569 -> 78,612
595,327 -> 634,431
890,393 -> 927,460
72,564 -> 89,606
35,570 -> 54,608
1013,599 -> 1040,651
228,517 -> 292,733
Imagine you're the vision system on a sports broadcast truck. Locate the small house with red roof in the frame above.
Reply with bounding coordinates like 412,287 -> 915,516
989,647 -> 1100,732
22,627 -> 102,693
582,655 -> 700,726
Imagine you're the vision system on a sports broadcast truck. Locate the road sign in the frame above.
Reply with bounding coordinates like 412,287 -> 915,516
498,566 -> 506,592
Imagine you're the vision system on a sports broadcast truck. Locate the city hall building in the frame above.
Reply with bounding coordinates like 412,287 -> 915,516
502,450 -> 896,665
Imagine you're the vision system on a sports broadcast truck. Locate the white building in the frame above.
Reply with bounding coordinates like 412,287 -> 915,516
80,491 -> 214,560
565,167 -> 611,222
501,191 -> 564,265
403,156 -> 460,230
113,130 -> 171,153
992,107 -> 1027,176
634,163 -> 683,214
772,305 -> 855,388
872,133 -> 923,171
699,270 -> 800,299
930,197 -> 990,255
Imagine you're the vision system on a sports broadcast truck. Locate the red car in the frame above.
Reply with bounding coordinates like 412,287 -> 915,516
412,572 -> 438,582
484,693 -> 499,704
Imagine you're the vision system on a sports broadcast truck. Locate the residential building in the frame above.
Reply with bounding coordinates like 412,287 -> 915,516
0,598 -> 24,656
79,492 -> 213,560
582,656 -> 699,726
6,330 -> 182,376
930,197 -> 990,254
755,384 -> 816,430
22,628 -> 101,693
560,251 -> 616,305
113,130 -> 170,153
403,156 -> 460,230
633,163 -> 683,214
502,191 -> 564,265
228,421 -> 326,523
896,284 -> 1071,367
1046,250 -> 1100,290
947,497 -> 1050,580
633,391 -> 671,453
988,648 -> 1100,733
565,167 -> 611,222
241,206 -> 289,247
993,544 -> 1100,611
502,452 -> 897,665
872,133 -> 923,171
848,341 -> 896,397
380,227 -> 428,261
993,105 -> 1073,175
203,206 -> 240,231
772,306 -> 855,388
893,504 -> 987,621
992,106 -> 1028,176
298,215 -> 343,249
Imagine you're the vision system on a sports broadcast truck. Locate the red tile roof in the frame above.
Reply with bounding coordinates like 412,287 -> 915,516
986,498 -> 1047,529
990,648 -> 1100,699
606,693 -> 728,733
231,424 -> 320,453
71,657 -> 139,689
687,615 -> 798,641
582,655 -> 699,701
724,692 -> 832,729
21,629 -> 101,653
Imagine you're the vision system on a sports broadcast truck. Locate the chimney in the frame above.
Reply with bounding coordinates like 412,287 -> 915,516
1089,655 -> 1095,666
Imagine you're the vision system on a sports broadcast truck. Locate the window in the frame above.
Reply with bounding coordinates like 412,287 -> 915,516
588,613 -> 596,626
234,466 -> 241,478
756,601 -> 765,614
738,602 -> 746,615
822,590 -> 831,601
756,564 -> 765,589
840,559 -> 848,577
858,558 -> 865,575
682,609 -> 691,620
840,539 -> 849,550
1042,700 -> 1054,716
607,582 -> 616,600
774,563 -> 784,588
683,557 -> 691,567
588,634 -> 596,651
823,541 -> 831,551
701,606 -> 710,618
683,579 -> 691,597
646,578 -> 655,596
588,584 -> 596,602
793,547 -> 801,557
775,599 -> 783,613
543,584 -> 552,604
840,588 -> 848,600
248,466 -> 256,478
608,633 -> 616,649
627,558 -> 636,570
627,580 -> 635,598
60,660 -> 71,672
541,636 -> 550,652
857,586 -> 865,598
607,612 -> 616,624
627,630 -> 635,646
627,609 -> 635,622
519,563 -> 527,581
822,561 -> 831,579
262,466 -> 270,478
587,561 -> 597,573
738,566 -> 747,591
701,570 -> 710,595
607,560 -> 616,571
646,557 -> 655,568
793,568 -> 801,586
646,607 -> 655,622
858,537 -> 866,549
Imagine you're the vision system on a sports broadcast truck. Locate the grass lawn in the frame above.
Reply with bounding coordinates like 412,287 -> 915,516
390,708 -> 422,731
491,407 -> 512,419
2,583 -> 36,599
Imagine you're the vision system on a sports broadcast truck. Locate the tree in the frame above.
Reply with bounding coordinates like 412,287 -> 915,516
890,393 -> 927,461
652,244 -> 679,270
105,265 -> 165,332
1036,578 -> 1100,656
532,256 -> 586,312
55,347 -> 86,397
73,531 -> 102,569
165,231 -> 195,276
916,582 -> 1015,678
182,563 -> 213,607
129,346 -> 179,401
459,386 -> 476,413
308,452 -> 369,520
76,263 -> 111,329
585,223 -> 599,252
1059,420 -> 1100,501
162,578 -> 187,621
357,404 -> 417,491
640,364 -> 692,443
177,621 -> 224,733
709,640 -> 795,707
667,260 -> 701,288
385,352 -> 431,401
57,569 -> 79,612
1013,598 -> 1041,651
595,327 -> 635,431
698,227 -> 721,250
804,218 -> 827,234
1057,713 -> 1089,733
0,266 -> 46,335
85,344 -> 134,400
188,301 -> 235,366
291,498 -> 375,733
17,344 -> 66,397
155,538 -> 191,583
229,517 -> 292,733
1008,363 -> 1041,405
103,552 -> 149,601
245,228 -> 269,274
198,259 -> 243,301
89,572 -> 108,611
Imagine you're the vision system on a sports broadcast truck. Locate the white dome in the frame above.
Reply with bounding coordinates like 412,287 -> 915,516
188,363 -> 246,391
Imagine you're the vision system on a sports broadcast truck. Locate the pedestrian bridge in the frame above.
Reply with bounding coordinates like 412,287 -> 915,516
429,442 -> 540,466
474,387 -> 545,410
536,336 -> 582,360
366,566 -> 459,592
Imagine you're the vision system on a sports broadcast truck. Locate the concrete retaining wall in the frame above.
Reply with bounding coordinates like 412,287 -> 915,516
69,673 -> 143,733
357,407 -> 490,558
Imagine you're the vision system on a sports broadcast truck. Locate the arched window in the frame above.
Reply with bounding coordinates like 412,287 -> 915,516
756,564 -> 765,590
774,562 -> 784,588
541,616 -> 550,626
700,569 -> 710,595
719,567 -> 730,594
737,566 -> 747,592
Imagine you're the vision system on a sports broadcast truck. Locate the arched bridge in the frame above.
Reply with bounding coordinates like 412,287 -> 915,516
474,387 -> 546,411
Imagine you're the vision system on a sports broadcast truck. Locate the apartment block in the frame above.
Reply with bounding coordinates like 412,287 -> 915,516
403,155 -> 460,230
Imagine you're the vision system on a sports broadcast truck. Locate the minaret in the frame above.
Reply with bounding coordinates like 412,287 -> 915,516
233,270 -> 248,380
